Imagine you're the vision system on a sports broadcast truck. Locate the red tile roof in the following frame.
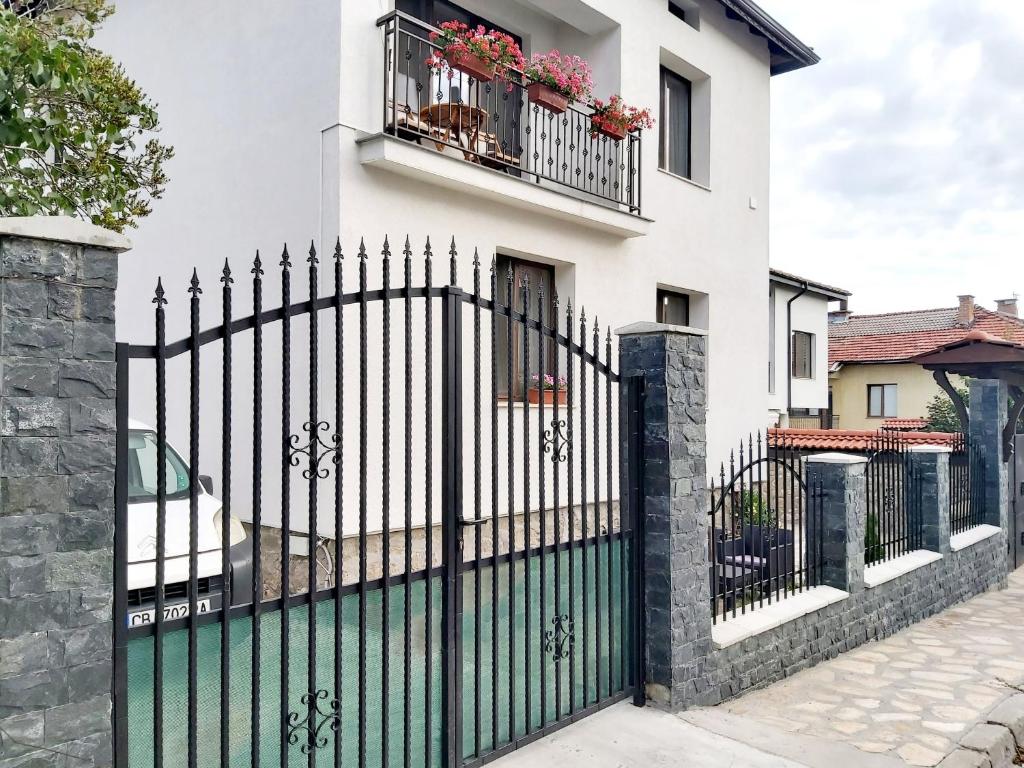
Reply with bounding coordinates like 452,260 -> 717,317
828,306 -> 1024,366
768,427 -> 958,451
882,418 -> 928,430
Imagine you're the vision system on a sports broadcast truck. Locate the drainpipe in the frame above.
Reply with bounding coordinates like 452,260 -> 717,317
786,281 -> 809,418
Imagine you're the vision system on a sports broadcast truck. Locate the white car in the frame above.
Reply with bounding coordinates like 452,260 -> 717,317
124,419 -> 253,627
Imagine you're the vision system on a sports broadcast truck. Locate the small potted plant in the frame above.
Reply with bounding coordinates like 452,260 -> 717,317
590,95 -> 654,140
523,50 -> 593,115
426,21 -> 524,85
528,373 -> 568,406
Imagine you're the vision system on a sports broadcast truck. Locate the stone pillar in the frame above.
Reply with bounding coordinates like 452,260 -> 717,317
805,454 -> 867,593
0,217 -> 130,767
969,378 -> 1009,530
908,446 -> 951,556
616,321 -> 711,710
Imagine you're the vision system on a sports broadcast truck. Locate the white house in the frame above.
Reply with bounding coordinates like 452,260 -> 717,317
96,0 -> 818,535
768,268 -> 850,428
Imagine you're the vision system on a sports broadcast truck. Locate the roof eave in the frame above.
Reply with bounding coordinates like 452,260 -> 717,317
770,270 -> 851,301
716,0 -> 820,75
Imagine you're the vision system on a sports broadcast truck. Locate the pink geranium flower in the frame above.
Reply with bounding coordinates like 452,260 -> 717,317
523,50 -> 593,104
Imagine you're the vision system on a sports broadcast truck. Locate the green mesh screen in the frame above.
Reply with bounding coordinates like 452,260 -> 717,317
127,539 -> 629,767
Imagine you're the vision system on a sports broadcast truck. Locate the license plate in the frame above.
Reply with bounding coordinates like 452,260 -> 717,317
128,599 -> 211,627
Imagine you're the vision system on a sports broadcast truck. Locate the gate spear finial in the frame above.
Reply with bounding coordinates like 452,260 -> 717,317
153,277 -> 167,306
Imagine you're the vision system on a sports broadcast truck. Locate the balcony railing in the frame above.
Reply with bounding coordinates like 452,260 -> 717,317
378,11 -> 642,215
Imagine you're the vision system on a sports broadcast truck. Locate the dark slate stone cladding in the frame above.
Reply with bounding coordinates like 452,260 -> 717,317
621,325 -> 1010,714
0,234 -> 119,768
698,533 -> 1006,707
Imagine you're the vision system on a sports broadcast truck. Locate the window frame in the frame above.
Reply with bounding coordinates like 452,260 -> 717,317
655,287 -> 690,326
659,66 -> 692,180
495,255 -> 557,400
790,330 -> 814,380
867,383 -> 898,418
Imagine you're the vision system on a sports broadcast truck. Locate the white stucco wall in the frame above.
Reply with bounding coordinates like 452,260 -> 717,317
767,283 -> 831,418
97,0 -> 780,533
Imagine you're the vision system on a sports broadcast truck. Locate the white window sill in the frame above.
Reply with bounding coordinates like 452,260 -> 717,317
657,167 -> 711,192
711,586 -> 849,650
950,524 -> 1000,552
495,400 -> 578,411
864,549 -> 942,589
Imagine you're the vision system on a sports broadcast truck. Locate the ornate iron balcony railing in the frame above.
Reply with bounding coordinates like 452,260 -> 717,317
378,11 -> 642,215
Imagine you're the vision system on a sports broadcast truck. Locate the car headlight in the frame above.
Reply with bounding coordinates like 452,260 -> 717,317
212,509 -> 247,546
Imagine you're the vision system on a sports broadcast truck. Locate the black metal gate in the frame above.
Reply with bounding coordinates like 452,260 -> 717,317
113,236 -> 637,767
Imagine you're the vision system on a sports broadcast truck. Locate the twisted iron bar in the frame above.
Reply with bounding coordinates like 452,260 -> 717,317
287,421 -> 340,479
286,689 -> 340,754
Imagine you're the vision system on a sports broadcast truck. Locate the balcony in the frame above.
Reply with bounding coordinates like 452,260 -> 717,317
368,11 -> 646,234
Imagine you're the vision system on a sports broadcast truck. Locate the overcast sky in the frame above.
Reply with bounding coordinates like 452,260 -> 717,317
759,0 -> 1024,315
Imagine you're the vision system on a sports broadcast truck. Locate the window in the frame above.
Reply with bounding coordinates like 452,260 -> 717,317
667,0 -> 700,29
127,430 -> 190,502
659,67 -> 691,179
868,384 -> 898,418
495,255 -> 556,399
656,288 -> 689,326
668,2 -> 688,23
791,331 -> 814,379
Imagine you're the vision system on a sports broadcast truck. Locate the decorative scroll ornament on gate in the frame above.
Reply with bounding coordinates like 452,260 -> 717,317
286,689 -> 341,754
543,418 -> 571,463
544,614 -> 575,662
288,421 -> 341,479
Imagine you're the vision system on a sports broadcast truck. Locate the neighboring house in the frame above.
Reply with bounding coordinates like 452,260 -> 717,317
95,0 -> 818,528
768,269 -> 851,428
829,295 -> 1024,430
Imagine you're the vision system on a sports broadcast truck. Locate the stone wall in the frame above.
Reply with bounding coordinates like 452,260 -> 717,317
701,532 -> 1006,706
620,322 -> 1011,714
0,220 -> 130,768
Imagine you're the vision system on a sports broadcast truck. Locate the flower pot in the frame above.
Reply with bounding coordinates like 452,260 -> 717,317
527,388 -> 568,406
444,51 -> 495,82
591,119 -> 626,141
527,82 -> 569,114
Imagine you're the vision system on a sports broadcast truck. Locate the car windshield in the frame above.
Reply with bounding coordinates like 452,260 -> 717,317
127,430 -> 191,502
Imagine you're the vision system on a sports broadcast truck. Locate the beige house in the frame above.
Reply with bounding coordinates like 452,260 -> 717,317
828,295 -> 1024,430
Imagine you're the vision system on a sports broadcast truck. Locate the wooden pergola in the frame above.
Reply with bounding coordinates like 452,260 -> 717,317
912,329 -> 1024,460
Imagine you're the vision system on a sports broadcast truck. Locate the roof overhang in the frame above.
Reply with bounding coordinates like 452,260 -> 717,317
770,269 -> 850,301
912,330 -> 1024,385
715,0 -> 820,75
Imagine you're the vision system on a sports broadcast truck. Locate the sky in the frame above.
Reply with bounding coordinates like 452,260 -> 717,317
759,0 -> 1024,315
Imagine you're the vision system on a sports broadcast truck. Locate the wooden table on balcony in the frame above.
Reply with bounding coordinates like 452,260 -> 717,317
419,104 -> 488,160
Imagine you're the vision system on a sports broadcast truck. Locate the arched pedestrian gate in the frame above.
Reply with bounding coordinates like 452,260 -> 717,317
112,237 -> 640,767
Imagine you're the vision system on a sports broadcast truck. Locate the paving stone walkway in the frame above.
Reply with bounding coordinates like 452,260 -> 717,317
716,570 -> 1024,766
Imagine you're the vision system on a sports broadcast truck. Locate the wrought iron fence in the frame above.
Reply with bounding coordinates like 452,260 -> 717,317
950,433 -> 985,535
378,11 -> 642,215
707,431 -> 825,623
864,433 -> 922,564
113,236 -> 637,768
